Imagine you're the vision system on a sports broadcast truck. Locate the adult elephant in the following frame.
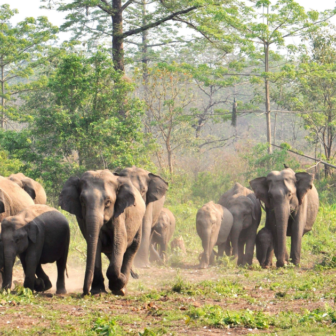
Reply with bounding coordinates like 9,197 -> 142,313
0,177 -> 35,224
218,183 -> 261,265
115,167 -> 168,268
250,168 -> 319,267
8,173 -> 47,205
59,170 -> 146,295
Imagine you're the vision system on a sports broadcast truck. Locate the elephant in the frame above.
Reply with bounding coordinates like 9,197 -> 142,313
150,208 -> 175,263
218,183 -> 261,265
250,167 -> 319,267
0,177 -> 35,225
256,227 -> 274,268
114,167 -> 168,268
196,201 -> 233,269
8,173 -> 47,204
59,170 -> 146,296
1,205 -> 69,294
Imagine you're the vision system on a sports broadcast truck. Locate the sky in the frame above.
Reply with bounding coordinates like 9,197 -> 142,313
1,0 -> 336,40
3,0 -> 336,25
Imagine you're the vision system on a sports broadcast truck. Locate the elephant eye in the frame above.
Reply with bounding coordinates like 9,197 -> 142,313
105,200 -> 111,208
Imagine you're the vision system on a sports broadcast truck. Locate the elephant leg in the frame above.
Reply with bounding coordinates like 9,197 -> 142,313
290,220 -> 305,266
35,264 -> 52,292
224,240 -> 232,256
119,229 -> 142,290
56,254 -> 68,295
91,239 -> 106,294
23,251 -> 39,292
230,227 -> 241,263
106,223 -> 128,294
134,209 -> 152,268
237,235 -> 245,266
265,247 -> 274,267
244,227 -> 257,265
218,243 -> 226,258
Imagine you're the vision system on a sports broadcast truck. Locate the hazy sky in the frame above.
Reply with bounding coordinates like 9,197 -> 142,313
3,0 -> 336,24
2,0 -> 336,39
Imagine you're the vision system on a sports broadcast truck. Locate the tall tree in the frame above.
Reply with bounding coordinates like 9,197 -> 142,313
0,4 -> 58,129
143,63 -> 195,175
42,0 -> 202,72
188,0 -> 336,153
6,50 -> 147,197
283,27 -> 336,177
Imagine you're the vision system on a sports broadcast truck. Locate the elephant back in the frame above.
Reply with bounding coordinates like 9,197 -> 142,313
218,183 -> 253,208
0,178 -> 34,218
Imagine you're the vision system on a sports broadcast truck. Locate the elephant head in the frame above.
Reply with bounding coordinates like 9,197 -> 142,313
1,220 -> 34,290
8,174 -> 46,204
250,168 -> 314,267
227,195 -> 258,232
115,166 -> 168,205
59,170 -> 136,295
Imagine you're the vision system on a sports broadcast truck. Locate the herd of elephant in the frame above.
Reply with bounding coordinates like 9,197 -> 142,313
0,165 -> 320,297
197,167 -> 319,270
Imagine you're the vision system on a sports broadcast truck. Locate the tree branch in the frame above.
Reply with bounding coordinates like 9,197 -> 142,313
122,5 -> 200,38
121,0 -> 135,10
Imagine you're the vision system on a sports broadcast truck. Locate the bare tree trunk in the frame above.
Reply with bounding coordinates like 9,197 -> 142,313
264,41 -> 272,154
112,0 -> 124,72
1,59 -> 5,129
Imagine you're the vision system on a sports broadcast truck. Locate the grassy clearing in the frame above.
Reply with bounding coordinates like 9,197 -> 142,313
2,175 -> 336,334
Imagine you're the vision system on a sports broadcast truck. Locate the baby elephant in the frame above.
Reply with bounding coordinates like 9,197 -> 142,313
1,205 -> 70,294
256,227 -> 273,268
150,208 -> 176,263
196,201 -> 233,269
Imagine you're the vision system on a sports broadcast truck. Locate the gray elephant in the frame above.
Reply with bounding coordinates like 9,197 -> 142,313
150,208 -> 175,263
250,168 -> 319,267
114,167 -> 168,268
218,183 -> 261,265
1,205 -> 69,294
8,173 -> 47,204
256,227 -> 273,268
196,201 -> 233,269
0,177 -> 35,224
59,170 -> 146,296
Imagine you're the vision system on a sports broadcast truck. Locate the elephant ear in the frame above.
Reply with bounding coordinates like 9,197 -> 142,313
114,177 -> 136,218
247,194 -> 261,221
249,177 -> 270,208
147,173 -> 168,205
26,222 -> 38,244
58,176 -> 82,218
0,189 -> 10,214
296,172 -> 314,205
21,179 -> 36,201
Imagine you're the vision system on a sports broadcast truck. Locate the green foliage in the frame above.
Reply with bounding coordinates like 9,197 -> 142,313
92,317 -> 123,336
0,4 -> 58,126
244,143 -> 300,178
4,50 -> 148,198
0,148 -> 22,176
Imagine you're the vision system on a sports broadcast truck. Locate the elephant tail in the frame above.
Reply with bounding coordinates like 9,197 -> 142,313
66,265 -> 69,278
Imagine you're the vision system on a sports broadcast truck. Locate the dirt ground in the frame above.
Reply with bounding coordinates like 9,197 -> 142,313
1,260 -> 334,335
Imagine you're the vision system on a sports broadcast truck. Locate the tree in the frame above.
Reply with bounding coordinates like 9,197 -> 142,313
287,27 -> 336,177
143,64 -> 195,175
42,0 -> 201,72
0,4 -> 58,129
4,50 -> 147,197
189,0 -> 336,153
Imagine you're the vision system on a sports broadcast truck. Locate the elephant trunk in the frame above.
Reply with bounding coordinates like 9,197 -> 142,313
83,212 -> 103,295
274,203 -> 289,267
3,248 -> 15,290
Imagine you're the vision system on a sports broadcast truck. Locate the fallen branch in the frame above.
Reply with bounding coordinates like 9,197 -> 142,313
272,144 -> 336,170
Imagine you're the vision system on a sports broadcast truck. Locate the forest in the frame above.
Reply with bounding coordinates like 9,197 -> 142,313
1,0 -> 336,335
